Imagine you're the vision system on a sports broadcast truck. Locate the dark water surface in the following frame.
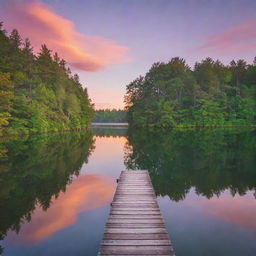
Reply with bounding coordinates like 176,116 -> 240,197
0,128 -> 255,255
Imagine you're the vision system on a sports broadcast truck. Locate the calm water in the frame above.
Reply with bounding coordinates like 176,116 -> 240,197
0,128 -> 256,256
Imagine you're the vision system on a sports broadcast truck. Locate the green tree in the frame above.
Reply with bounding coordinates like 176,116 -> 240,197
0,23 -> 93,136
125,57 -> 256,127
0,72 -> 14,134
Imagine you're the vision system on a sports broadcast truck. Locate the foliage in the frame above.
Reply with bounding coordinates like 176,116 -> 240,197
0,24 -> 93,136
125,57 -> 256,127
0,72 -> 14,135
93,109 -> 127,123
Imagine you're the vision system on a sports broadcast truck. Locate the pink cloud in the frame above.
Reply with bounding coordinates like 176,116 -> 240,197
1,0 -> 130,71
199,22 -> 256,55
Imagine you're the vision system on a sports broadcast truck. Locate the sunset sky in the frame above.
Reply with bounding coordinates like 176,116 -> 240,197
1,0 -> 256,109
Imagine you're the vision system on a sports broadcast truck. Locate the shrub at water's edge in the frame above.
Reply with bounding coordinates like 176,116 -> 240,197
125,57 -> 256,127
0,23 -> 93,137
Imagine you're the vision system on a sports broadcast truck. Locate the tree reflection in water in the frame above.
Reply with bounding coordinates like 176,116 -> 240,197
125,128 -> 256,201
0,131 -> 95,252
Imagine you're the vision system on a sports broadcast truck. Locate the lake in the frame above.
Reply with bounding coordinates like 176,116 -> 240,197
0,128 -> 256,255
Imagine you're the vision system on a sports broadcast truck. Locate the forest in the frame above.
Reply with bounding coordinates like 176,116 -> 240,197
125,57 -> 256,127
0,23 -> 93,137
93,109 -> 127,123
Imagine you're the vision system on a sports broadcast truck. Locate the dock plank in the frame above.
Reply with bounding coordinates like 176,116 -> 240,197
107,219 -> 164,223
100,245 -> 173,255
101,240 -> 171,246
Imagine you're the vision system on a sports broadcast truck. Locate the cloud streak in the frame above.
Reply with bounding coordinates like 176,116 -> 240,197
199,21 -> 256,55
1,0 -> 130,71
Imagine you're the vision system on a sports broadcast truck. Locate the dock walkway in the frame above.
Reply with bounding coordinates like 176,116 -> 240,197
98,170 -> 174,255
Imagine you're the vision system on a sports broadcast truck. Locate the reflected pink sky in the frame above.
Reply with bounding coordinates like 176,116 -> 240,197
178,190 -> 256,230
81,136 -> 128,177
197,192 -> 256,230
6,174 -> 116,245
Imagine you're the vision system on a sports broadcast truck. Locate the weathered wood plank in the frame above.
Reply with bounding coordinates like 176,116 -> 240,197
102,233 -> 170,240
107,219 -> 164,223
109,215 -> 163,219
110,210 -> 161,215
106,223 -> 166,228
116,189 -> 154,191
100,245 -> 173,255
101,240 -> 171,246
110,208 -> 160,211
104,228 -> 167,234
117,183 -> 152,185
114,193 -> 156,196
111,204 -> 158,207
114,196 -> 156,199
100,255 -> 171,256
110,209 -> 160,211
113,199 -> 157,202
112,201 -> 157,204
118,181 -> 150,183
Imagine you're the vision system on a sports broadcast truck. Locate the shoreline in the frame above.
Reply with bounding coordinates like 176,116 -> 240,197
1,124 -> 255,141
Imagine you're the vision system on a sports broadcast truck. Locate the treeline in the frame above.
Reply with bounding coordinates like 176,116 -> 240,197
0,23 -> 93,136
125,57 -> 256,127
93,109 -> 127,122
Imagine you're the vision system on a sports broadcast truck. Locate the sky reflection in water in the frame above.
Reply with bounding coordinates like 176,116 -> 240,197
6,174 -> 116,246
1,129 -> 256,256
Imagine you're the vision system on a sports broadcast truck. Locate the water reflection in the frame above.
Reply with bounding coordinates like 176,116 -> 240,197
91,127 -> 127,138
125,128 -> 256,255
6,174 -> 115,245
194,192 -> 256,230
125,128 -> 256,201
0,132 -> 95,252
158,189 -> 256,256
1,128 -> 255,255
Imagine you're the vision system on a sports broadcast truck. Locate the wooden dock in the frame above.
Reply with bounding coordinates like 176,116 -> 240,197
98,170 -> 175,256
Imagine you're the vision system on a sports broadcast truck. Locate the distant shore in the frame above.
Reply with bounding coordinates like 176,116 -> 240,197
90,122 -> 128,128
